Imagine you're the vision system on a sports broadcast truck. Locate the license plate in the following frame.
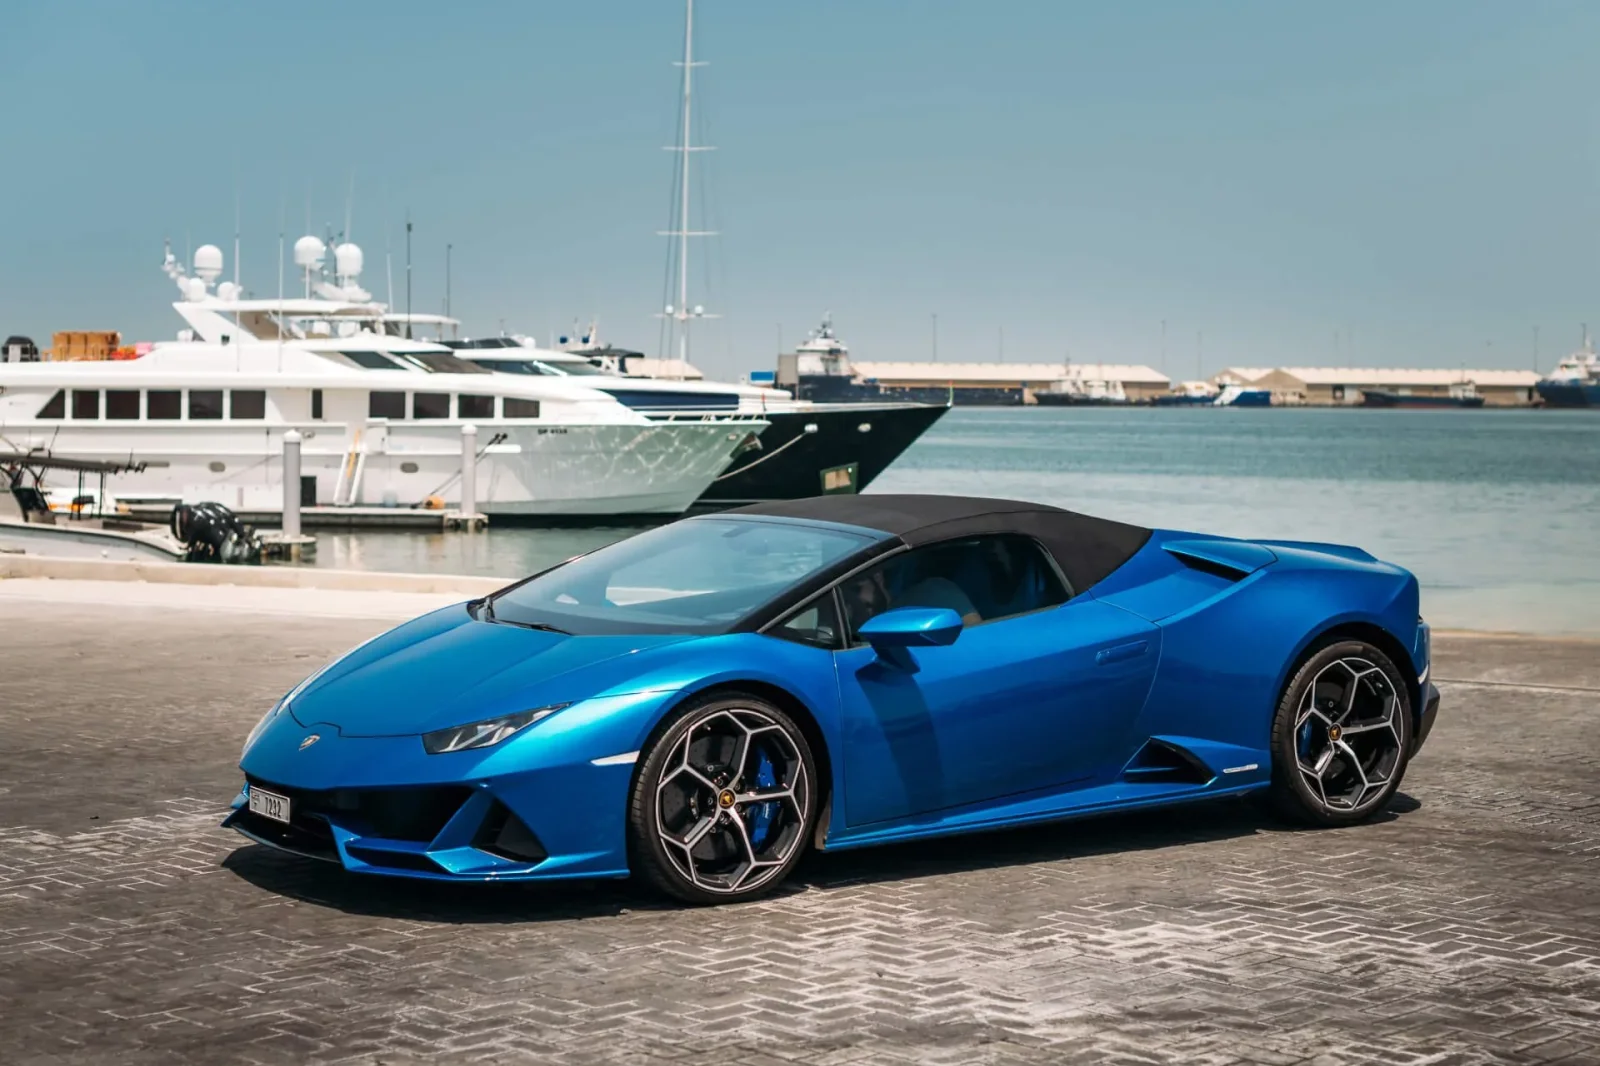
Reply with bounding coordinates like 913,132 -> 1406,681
248,786 -> 292,824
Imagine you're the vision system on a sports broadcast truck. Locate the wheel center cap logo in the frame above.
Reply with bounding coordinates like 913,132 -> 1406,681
718,789 -> 736,809
1327,725 -> 1342,742
299,734 -> 321,750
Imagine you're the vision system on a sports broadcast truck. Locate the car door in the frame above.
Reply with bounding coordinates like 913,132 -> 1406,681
832,535 -> 1161,828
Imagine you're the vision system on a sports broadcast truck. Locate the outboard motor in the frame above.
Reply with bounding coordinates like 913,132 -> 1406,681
170,502 -> 262,565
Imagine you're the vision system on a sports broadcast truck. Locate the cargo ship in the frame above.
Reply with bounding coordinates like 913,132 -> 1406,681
1535,348 -> 1600,408
1361,383 -> 1485,409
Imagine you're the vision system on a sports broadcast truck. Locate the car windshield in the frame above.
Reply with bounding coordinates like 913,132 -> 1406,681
487,518 -> 878,635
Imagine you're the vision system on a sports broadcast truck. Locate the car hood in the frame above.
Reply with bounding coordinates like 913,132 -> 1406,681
287,603 -> 696,737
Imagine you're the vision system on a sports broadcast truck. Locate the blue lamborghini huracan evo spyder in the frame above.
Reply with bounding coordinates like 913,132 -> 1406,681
228,495 -> 1440,904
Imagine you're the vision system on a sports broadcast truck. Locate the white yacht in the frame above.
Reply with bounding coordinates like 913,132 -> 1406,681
0,242 -> 767,517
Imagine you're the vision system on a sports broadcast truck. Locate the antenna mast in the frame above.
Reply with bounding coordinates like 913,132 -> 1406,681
658,0 -> 718,375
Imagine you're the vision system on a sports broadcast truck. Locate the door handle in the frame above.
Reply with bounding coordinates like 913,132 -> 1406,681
1096,640 -> 1148,665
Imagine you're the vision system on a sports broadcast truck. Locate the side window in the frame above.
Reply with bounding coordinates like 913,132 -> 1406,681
772,592 -> 843,650
459,394 -> 494,419
71,389 -> 101,419
189,390 -> 224,419
231,390 -> 266,419
105,390 -> 140,420
147,390 -> 181,419
369,391 -> 405,419
37,389 -> 65,419
311,389 -> 324,420
505,398 -> 540,418
840,535 -> 1069,638
412,392 -> 450,419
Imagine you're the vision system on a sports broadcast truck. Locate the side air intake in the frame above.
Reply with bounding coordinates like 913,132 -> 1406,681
1121,739 -> 1215,786
1162,539 -> 1276,581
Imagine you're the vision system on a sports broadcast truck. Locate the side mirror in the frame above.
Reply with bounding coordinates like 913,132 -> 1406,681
858,607 -> 963,650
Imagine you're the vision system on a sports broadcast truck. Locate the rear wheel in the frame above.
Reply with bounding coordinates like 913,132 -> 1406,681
628,694 -> 818,904
1267,639 -> 1412,826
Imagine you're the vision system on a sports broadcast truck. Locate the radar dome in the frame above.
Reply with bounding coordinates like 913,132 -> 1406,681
193,244 -> 224,282
216,281 -> 241,302
333,242 -> 364,279
184,277 -> 209,302
293,235 -> 326,270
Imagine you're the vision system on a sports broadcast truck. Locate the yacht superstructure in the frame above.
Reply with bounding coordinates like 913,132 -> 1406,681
0,244 -> 766,516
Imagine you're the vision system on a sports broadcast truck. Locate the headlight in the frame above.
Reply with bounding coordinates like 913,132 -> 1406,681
422,704 -> 568,755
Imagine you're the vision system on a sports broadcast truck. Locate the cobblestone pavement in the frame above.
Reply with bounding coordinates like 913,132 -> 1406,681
1,601 -> 1596,1066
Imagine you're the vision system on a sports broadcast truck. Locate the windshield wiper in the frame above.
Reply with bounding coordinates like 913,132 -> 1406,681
503,619 -> 572,635
477,599 -> 571,635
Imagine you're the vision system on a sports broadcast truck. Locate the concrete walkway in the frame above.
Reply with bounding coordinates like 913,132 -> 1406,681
0,594 -> 1595,1065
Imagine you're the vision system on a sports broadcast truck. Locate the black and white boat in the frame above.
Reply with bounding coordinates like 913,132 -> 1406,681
446,334 -> 947,504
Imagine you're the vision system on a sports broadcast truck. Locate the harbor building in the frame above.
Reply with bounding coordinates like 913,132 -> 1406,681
1212,367 -> 1542,407
851,362 -> 1171,404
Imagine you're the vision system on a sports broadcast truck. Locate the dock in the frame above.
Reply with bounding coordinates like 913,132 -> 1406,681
124,502 -> 466,530
0,560 -> 1595,1064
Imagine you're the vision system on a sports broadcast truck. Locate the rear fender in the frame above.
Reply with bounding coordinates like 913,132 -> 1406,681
1128,566 -> 1416,754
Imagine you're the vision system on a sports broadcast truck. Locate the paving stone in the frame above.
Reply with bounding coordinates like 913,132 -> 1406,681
0,602 -> 1596,1065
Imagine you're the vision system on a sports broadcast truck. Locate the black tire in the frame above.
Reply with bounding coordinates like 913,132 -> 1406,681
628,692 -> 819,905
1267,639 -> 1413,827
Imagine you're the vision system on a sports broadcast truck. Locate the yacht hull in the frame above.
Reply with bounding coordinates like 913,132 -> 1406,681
0,421 -> 760,518
695,403 -> 948,504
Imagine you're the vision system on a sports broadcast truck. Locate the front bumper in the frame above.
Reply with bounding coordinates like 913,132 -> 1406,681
224,779 -> 619,881
226,716 -> 644,882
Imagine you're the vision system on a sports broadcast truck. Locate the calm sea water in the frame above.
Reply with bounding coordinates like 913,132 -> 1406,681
308,408 -> 1600,636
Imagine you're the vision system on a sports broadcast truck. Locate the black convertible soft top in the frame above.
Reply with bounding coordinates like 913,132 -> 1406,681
726,494 -> 1151,595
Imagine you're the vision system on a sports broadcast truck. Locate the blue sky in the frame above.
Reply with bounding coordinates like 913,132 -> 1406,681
5,0 -> 1598,379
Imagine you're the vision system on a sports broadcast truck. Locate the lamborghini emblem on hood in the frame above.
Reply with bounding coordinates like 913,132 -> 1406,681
299,734 -> 321,751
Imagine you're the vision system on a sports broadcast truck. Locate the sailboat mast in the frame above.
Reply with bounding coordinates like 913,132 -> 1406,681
678,0 -> 694,365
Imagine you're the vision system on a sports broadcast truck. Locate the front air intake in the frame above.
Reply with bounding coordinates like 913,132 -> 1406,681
472,801 -> 548,864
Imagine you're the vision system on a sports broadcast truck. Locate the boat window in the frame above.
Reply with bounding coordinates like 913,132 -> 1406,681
311,389 -> 324,420
36,389 -> 65,419
148,390 -> 181,420
231,390 -> 266,420
189,390 -> 224,420
471,358 -> 551,376
459,394 -> 494,419
539,359 -> 607,376
106,390 -> 140,420
342,350 -> 405,370
489,518 -> 877,636
504,398 -> 541,418
71,389 -> 100,420
394,351 -> 492,375
369,391 -> 405,419
412,392 -> 450,419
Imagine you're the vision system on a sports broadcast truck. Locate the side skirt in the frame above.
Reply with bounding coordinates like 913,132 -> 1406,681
818,776 -> 1269,853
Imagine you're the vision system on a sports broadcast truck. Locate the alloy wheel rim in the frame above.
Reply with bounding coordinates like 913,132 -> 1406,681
655,708 -> 809,895
1294,656 -> 1404,813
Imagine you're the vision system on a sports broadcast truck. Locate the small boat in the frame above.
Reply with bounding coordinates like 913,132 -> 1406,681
1,451 -> 185,562
1033,377 -> 1129,406
1213,384 -> 1272,407
1361,382 -> 1485,409
1151,380 -> 1219,406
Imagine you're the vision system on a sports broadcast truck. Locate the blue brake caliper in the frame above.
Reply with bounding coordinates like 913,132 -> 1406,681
748,749 -> 778,849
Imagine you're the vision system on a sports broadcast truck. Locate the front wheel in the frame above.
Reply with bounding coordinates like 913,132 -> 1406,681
628,694 -> 818,904
1267,639 -> 1413,826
